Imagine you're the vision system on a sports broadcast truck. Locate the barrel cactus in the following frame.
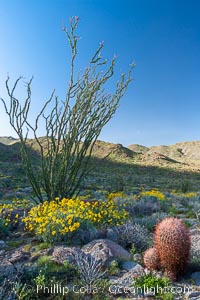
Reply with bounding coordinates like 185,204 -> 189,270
154,217 -> 190,281
143,247 -> 160,270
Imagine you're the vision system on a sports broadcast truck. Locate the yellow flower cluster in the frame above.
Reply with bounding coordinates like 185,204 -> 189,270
107,192 -> 123,201
0,198 -> 32,226
170,191 -> 197,198
22,197 -> 128,243
140,189 -> 165,201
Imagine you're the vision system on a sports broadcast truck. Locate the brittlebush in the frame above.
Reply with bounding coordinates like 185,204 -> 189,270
140,189 -> 165,201
22,197 -> 128,243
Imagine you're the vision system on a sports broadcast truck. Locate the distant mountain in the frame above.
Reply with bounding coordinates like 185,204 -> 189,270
0,141 -> 21,162
147,141 -> 200,166
92,140 -> 137,159
128,144 -> 149,154
0,136 -> 19,145
1,136 -> 200,168
127,141 -> 200,167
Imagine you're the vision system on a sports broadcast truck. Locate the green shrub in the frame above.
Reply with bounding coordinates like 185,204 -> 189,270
180,180 -> 191,193
134,273 -> 172,299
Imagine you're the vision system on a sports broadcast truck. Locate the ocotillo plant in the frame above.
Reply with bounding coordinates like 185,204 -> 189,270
0,17 -> 134,203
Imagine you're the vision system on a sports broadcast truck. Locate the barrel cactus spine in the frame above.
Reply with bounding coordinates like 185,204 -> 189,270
154,217 -> 191,281
143,247 -> 160,271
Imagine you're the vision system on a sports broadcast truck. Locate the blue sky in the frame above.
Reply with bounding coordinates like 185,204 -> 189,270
0,0 -> 200,146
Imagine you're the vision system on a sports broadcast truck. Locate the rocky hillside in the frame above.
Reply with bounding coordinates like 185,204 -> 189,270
128,140 -> 200,167
1,136 -> 200,168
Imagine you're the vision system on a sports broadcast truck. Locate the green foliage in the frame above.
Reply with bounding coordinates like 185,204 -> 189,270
0,218 -> 10,238
36,255 -> 79,282
107,260 -> 120,275
168,204 -> 181,215
34,242 -> 51,251
183,220 -> 192,228
12,281 -> 32,300
1,16 -> 133,204
7,239 -> 25,250
33,269 -> 46,286
113,221 -> 153,251
161,292 -> 175,300
23,197 -> 128,244
130,244 -> 137,256
36,255 -> 53,267
134,273 -> 172,299
180,179 -> 191,193
132,212 -> 167,232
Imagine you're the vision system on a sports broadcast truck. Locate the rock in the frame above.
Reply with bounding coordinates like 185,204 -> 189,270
189,225 -> 200,235
110,263 -> 144,286
175,205 -> 188,213
0,240 -> 7,249
106,228 -> 119,243
189,233 -> 200,262
133,253 -> 142,263
8,249 -> 30,264
70,227 -> 98,245
185,291 -> 200,299
29,248 -> 54,262
52,246 -> 83,264
0,262 -> 17,280
82,239 -> 131,266
122,261 -> 138,271
144,268 -> 163,278
190,272 -> 200,286
0,249 -> 5,256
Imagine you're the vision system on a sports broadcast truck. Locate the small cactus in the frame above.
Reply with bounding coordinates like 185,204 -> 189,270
143,247 -> 160,270
154,217 -> 190,281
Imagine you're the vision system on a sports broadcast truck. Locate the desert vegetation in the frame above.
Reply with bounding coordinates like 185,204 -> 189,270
0,17 -> 200,300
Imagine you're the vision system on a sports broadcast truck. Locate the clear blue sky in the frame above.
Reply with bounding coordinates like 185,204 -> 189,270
0,0 -> 200,147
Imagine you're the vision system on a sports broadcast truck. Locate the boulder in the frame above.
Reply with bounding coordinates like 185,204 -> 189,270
82,239 -> 131,266
121,261 -> 138,271
110,263 -> 144,287
190,272 -> 200,286
8,249 -> 30,264
0,240 -> 7,250
52,246 -> 83,264
132,253 -> 142,264
185,291 -> 200,299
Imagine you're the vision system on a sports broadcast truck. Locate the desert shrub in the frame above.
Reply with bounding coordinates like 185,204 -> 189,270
73,251 -> 110,298
133,273 -> 172,299
126,196 -> 168,218
107,192 -> 124,201
0,218 -> 10,238
169,191 -> 198,207
140,189 -> 166,201
190,235 -> 200,264
188,197 -> 200,221
126,198 -> 161,217
0,198 -> 32,229
107,260 -> 120,275
22,197 -> 128,243
1,17 -> 133,204
113,221 -> 153,251
133,212 -> 168,232
180,179 -> 192,193
74,251 -> 106,286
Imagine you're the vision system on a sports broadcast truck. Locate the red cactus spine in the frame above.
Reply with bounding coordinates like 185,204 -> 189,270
154,217 -> 190,281
143,247 -> 160,270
